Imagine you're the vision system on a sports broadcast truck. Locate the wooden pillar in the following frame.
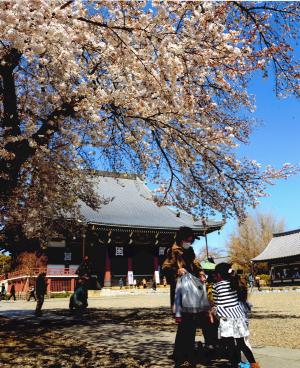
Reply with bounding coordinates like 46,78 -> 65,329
24,276 -> 30,293
127,257 -> 133,272
71,278 -> 76,292
127,257 -> 133,287
127,231 -> 134,287
47,278 -> 51,294
82,231 -> 86,260
154,255 -> 160,285
104,249 -> 111,287
154,255 -> 159,271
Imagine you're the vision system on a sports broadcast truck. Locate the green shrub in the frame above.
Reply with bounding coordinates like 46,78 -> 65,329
258,274 -> 271,286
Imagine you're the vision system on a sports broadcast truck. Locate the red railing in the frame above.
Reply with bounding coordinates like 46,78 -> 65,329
0,267 -> 77,281
50,279 -> 72,292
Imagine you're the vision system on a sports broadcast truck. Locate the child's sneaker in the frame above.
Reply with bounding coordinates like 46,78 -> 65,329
239,363 -> 250,368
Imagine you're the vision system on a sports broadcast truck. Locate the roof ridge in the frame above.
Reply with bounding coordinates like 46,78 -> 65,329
273,228 -> 300,237
89,170 -> 144,181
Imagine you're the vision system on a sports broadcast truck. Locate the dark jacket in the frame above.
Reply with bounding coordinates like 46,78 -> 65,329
36,275 -> 47,295
76,261 -> 92,278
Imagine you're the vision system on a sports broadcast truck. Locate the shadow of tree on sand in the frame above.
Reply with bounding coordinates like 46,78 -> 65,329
0,308 -> 232,368
250,312 -> 300,320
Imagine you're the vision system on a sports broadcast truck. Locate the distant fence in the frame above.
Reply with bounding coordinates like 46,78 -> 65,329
0,267 -> 77,281
0,268 -> 77,294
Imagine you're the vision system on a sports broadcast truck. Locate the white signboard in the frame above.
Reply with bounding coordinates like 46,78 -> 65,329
154,270 -> 160,284
115,247 -> 124,256
64,252 -> 72,261
127,271 -> 134,285
159,247 -> 166,256
48,240 -> 66,248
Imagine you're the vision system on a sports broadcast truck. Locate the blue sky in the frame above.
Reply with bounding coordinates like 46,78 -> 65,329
194,75 -> 300,256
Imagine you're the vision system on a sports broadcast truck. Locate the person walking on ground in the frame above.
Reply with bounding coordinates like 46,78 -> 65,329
35,272 -> 47,317
162,226 -> 202,308
0,283 -> 6,301
254,275 -> 261,291
27,286 -> 36,301
248,273 -> 254,292
119,278 -> 124,289
142,278 -> 147,289
212,263 -> 260,368
8,283 -> 16,301
152,278 -> 157,291
163,276 -> 167,287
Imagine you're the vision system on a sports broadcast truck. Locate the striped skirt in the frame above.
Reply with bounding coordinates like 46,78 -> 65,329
217,305 -> 249,339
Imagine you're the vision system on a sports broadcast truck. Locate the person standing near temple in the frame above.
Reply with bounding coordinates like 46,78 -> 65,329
173,268 -> 210,366
69,278 -> 88,312
27,285 -> 36,301
8,283 -> 16,301
152,278 -> 157,291
0,283 -> 6,301
142,278 -> 147,289
163,276 -> 167,287
76,256 -> 92,305
162,226 -> 202,308
248,273 -> 254,292
254,275 -> 261,291
76,256 -> 92,280
35,272 -> 47,317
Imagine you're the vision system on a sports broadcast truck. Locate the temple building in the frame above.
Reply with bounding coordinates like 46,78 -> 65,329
252,228 -> 300,285
1,172 -> 223,294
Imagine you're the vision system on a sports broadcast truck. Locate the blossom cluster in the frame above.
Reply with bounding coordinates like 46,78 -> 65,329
0,1 -> 299,249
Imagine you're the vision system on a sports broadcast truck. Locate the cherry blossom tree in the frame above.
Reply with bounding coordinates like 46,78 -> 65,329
1,1 -> 299,252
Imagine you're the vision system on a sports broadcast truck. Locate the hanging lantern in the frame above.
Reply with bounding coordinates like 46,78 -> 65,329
129,231 -> 134,245
107,230 -> 112,244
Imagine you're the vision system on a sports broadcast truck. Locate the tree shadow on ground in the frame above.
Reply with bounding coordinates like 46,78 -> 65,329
0,308 -> 231,368
250,312 -> 300,320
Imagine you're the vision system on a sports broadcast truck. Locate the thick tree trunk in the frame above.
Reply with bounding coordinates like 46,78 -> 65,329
0,48 -> 77,197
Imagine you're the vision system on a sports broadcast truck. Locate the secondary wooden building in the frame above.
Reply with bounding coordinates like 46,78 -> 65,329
252,228 -> 300,285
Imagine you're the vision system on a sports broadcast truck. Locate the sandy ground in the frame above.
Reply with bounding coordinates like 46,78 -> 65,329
248,291 -> 300,349
0,290 -> 299,367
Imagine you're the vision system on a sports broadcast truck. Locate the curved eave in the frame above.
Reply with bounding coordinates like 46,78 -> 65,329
87,221 -> 224,235
252,254 -> 300,263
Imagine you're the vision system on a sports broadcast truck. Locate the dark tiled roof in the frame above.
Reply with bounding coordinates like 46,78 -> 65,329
78,174 -> 223,233
252,228 -> 300,262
